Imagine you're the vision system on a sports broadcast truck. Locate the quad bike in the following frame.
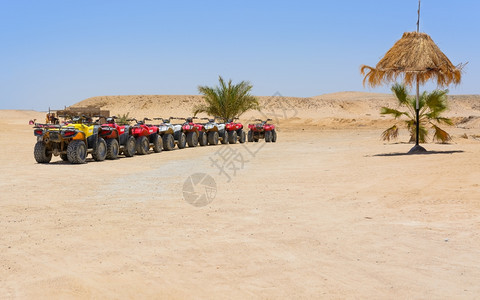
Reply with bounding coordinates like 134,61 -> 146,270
173,117 -> 205,148
129,118 -> 162,155
248,119 -> 277,143
165,117 -> 187,150
33,115 -> 108,164
153,117 -> 178,151
200,117 -> 229,146
225,117 -> 246,144
98,116 -> 136,159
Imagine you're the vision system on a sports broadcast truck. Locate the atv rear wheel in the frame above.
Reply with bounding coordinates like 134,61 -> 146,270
124,136 -> 136,157
272,129 -> 277,142
208,131 -> 219,145
106,138 -> 119,159
163,134 -> 175,151
247,130 -> 254,142
34,141 -> 52,163
136,136 -> 150,155
67,140 -> 87,164
186,131 -> 198,147
60,153 -> 69,161
152,133 -> 163,153
229,131 -> 237,144
92,137 -> 107,161
177,132 -> 187,149
221,130 -> 229,144
198,131 -> 208,146
238,129 -> 246,143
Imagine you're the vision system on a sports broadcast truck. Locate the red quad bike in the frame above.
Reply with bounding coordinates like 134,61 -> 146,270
174,117 -> 205,148
199,117 -> 229,146
98,116 -> 136,159
248,118 -> 277,143
129,118 -> 163,155
152,117 -> 177,151
225,117 -> 246,144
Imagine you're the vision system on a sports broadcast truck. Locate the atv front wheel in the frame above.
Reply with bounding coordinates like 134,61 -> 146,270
265,131 -> 272,142
163,134 -> 175,151
238,129 -> 246,143
106,138 -> 119,159
67,140 -> 87,164
229,131 -> 237,144
247,131 -> 254,142
152,133 -> 163,153
199,131 -> 208,146
208,131 -> 219,145
272,129 -> 277,142
186,131 -> 198,147
34,141 -> 52,163
124,136 -> 136,157
221,130 -> 229,144
92,137 -> 107,161
136,136 -> 150,155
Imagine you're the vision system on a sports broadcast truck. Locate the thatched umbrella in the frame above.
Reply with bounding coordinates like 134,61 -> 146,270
361,31 -> 463,153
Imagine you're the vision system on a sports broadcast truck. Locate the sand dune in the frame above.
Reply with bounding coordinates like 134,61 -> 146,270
72,92 -> 480,130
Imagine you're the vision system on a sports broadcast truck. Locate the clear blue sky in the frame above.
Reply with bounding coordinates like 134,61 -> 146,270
1,0 -> 478,110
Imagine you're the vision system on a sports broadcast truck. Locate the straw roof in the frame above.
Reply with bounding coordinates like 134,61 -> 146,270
361,31 -> 463,87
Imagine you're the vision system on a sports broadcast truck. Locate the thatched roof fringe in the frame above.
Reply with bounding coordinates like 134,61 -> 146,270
361,32 -> 463,88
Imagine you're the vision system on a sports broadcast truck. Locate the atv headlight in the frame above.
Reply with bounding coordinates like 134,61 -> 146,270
205,124 -> 214,130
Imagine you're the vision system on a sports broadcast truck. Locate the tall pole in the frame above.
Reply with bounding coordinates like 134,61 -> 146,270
416,0 -> 420,146
409,0 -> 426,153
417,0 -> 421,32
415,77 -> 420,146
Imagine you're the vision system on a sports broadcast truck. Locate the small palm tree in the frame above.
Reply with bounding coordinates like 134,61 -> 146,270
194,76 -> 259,121
381,83 -> 452,143
116,112 -> 130,125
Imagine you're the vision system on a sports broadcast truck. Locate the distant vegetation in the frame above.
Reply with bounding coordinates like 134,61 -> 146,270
381,83 -> 452,143
117,112 -> 130,125
194,76 -> 259,121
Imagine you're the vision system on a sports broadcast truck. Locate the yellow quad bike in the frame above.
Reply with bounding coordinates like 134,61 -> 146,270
33,116 -> 107,164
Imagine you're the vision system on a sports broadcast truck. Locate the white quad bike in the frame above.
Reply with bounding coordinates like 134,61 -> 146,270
200,117 -> 229,146
154,117 -> 186,150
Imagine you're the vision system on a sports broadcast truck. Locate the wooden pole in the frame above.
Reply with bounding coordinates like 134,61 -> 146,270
417,0 -> 421,32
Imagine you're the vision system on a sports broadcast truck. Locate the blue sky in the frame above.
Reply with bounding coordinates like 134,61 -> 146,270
1,0 -> 478,110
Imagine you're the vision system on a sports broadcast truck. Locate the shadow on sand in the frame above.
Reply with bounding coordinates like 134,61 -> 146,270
371,150 -> 464,157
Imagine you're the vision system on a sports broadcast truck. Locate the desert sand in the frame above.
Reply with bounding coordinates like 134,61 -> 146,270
1,92 -> 480,298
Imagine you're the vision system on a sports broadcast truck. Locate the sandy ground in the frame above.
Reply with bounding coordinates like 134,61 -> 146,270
1,93 -> 480,298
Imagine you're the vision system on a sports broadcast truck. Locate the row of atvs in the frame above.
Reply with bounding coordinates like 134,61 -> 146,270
33,116 -> 277,164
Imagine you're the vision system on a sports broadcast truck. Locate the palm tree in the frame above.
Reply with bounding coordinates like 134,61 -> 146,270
116,112 -> 130,125
381,83 -> 453,143
194,76 -> 259,121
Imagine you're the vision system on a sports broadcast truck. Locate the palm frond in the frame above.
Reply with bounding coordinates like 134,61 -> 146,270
391,83 -> 409,105
431,124 -> 452,143
380,107 -> 407,119
425,89 -> 448,115
381,125 -> 399,141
